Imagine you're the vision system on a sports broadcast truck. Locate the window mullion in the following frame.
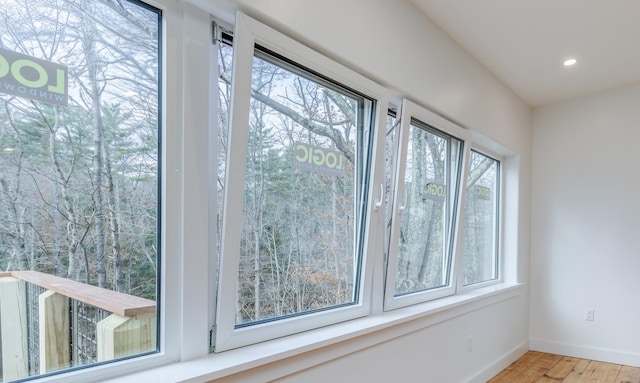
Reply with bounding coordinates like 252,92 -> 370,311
179,2 -> 217,361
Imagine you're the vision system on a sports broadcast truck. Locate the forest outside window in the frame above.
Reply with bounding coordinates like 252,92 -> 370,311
235,49 -> 372,325
0,0 -> 161,380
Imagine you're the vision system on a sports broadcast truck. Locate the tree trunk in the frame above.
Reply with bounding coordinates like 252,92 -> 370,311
0,178 -> 27,271
48,122 -> 81,280
417,133 -> 445,285
0,108 -> 28,271
104,143 -> 124,292
81,6 -> 107,288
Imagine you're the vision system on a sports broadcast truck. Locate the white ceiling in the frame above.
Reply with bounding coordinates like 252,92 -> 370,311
409,0 -> 640,107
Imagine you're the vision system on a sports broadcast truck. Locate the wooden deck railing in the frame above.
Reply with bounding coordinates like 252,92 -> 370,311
0,271 -> 156,381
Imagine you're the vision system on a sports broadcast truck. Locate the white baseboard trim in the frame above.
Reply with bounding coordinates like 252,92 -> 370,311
530,338 -> 640,368
467,342 -> 529,383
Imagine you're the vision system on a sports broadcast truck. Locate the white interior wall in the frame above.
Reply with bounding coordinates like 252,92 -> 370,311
211,295 -> 528,383
530,82 -> 640,366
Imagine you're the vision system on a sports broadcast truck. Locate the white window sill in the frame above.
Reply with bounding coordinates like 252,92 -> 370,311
105,282 -> 523,383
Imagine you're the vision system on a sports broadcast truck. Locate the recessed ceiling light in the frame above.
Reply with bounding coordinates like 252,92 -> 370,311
563,58 -> 577,67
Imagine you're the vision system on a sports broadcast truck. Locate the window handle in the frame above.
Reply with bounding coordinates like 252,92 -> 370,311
374,184 -> 384,211
398,189 -> 407,214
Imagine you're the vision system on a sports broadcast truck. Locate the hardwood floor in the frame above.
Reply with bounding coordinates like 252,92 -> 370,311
488,351 -> 640,383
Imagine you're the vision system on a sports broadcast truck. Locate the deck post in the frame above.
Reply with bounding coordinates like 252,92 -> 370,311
97,314 -> 156,361
39,290 -> 70,373
0,277 -> 28,381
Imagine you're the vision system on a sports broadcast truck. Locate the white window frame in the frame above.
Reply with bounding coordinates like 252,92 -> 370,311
384,99 -> 471,311
37,1 -> 215,381
214,12 -> 390,352
457,146 -> 504,291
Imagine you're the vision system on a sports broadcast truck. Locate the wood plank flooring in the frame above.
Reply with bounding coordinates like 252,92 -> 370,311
488,351 -> 640,383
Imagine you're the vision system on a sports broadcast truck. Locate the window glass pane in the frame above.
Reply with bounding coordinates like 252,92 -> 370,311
463,150 -> 499,285
384,111 -> 399,256
394,120 -> 462,296
217,36 -> 233,258
236,49 -> 373,326
0,0 -> 160,379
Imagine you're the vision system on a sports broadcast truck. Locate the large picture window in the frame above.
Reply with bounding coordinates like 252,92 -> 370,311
0,0 -> 160,380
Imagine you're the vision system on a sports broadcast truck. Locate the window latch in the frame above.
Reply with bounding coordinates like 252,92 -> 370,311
374,184 -> 384,211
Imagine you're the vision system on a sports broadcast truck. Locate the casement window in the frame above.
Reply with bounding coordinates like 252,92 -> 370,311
383,100 -> 505,310
213,13 -> 507,350
382,100 -> 505,311
384,100 -> 470,310
213,13 -> 389,352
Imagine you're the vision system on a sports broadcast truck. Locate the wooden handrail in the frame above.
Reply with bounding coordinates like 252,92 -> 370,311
1,271 -> 155,317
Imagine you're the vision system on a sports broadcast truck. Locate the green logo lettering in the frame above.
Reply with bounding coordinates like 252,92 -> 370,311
11,59 -> 48,88
48,68 -> 66,94
0,54 -> 9,78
